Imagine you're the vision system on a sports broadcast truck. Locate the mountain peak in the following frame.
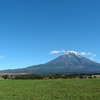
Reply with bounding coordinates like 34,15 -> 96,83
1,51 -> 100,75
61,51 -> 82,59
63,51 -> 79,56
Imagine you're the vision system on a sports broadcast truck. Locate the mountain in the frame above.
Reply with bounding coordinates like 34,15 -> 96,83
0,51 -> 100,75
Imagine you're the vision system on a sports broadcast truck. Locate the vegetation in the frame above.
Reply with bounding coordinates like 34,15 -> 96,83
0,79 -> 100,100
2,73 -> 100,80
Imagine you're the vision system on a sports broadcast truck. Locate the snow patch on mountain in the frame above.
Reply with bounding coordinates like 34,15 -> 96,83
64,51 -> 78,55
63,51 -> 82,58
50,50 -> 96,60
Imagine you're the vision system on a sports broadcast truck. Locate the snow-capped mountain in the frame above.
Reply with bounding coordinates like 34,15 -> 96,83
0,51 -> 100,75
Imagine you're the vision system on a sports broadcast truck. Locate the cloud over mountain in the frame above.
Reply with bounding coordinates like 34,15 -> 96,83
50,50 -> 66,54
50,50 -> 96,60
0,51 -> 100,75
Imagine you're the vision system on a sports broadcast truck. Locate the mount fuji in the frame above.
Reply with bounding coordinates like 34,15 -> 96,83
0,51 -> 100,75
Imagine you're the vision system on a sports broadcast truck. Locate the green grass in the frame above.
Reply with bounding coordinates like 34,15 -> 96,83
0,79 -> 100,100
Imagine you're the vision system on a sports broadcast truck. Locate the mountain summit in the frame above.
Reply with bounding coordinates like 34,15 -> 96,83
0,51 -> 100,75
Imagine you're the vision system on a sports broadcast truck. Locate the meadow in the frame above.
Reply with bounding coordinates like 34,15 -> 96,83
0,79 -> 100,100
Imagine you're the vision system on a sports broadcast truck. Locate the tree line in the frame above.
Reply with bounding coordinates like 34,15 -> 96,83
2,73 -> 100,79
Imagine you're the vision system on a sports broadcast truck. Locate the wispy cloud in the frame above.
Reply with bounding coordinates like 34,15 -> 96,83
93,54 -> 96,57
79,52 -> 96,60
80,52 -> 96,56
50,50 -> 96,60
90,57 -> 93,60
50,50 -> 66,54
0,56 -> 4,59
80,52 -> 91,55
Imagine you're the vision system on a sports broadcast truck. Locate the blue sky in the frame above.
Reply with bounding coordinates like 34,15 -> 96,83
0,0 -> 100,70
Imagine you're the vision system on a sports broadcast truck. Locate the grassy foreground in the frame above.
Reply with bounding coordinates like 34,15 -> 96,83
0,79 -> 100,100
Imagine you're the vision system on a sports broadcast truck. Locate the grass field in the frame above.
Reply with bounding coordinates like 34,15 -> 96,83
0,79 -> 100,100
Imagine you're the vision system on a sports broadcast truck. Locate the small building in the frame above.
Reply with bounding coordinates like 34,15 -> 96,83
80,76 -> 93,79
43,77 -> 49,80
91,75 -> 100,78
80,76 -> 89,79
0,78 -> 4,80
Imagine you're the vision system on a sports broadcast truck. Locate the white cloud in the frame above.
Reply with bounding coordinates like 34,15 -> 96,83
93,54 -> 96,57
80,52 -> 96,57
90,57 -> 93,60
50,50 -> 66,54
87,53 -> 92,55
80,52 -> 92,56
50,50 -> 96,60
80,52 -> 96,60
80,52 -> 86,55
0,56 -> 4,59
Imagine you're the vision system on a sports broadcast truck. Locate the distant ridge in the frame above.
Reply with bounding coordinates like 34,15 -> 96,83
0,51 -> 100,75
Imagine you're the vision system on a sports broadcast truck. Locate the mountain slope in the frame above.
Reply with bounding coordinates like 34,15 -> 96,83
0,51 -> 100,75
